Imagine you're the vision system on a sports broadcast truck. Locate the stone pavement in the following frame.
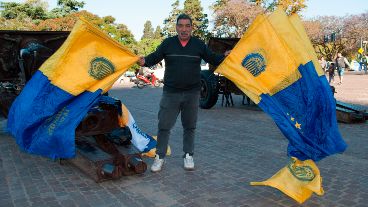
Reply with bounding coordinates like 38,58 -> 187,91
1,72 -> 367,207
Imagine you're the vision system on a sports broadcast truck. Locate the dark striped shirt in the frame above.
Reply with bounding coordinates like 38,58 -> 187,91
144,36 -> 225,92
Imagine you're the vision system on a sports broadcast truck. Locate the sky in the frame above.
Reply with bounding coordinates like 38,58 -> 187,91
7,0 -> 368,40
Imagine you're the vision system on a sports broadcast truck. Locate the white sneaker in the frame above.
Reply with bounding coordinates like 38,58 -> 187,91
183,153 -> 194,170
151,155 -> 164,172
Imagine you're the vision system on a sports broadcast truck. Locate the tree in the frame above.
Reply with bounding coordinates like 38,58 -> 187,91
0,0 -> 48,20
154,25 -> 163,40
135,38 -> 161,56
302,13 -> 368,61
50,0 -> 85,18
141,20 -> 154,40
103,15 -> 115,24
251,0 -> 306,15
183,0 -> 208,40
211,0 -> 263,38
0,16 -> 35,30
163,0 -> 182,37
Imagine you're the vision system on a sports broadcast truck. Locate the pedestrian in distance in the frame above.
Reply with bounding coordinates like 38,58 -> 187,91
335,52 -> 351,85
319,56 -> 327,74
362,53 -> 368,74
137,14 -> 230,172
328,62 -> 335,84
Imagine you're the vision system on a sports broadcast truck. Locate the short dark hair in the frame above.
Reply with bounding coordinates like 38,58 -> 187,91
176,14 -> 192,25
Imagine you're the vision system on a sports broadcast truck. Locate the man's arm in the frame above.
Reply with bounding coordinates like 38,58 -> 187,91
137,40 -> 167,67
201,44 -> 231,66
344,57 -> 351,69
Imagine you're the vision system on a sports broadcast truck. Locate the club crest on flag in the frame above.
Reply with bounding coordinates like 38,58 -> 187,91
287,158 -> 315,181
89,57 -> 115,80
241,50 -> 267,77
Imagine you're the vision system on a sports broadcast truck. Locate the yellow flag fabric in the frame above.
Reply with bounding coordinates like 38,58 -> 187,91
7,17 -> 139,159
251,157 -> 324,204
40,18 -> 138,95
214,8 -> 346,203
215,9 -> 323,103
141,136 -> 172,158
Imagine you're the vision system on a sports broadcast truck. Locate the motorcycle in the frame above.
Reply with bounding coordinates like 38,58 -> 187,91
135,72 -> 161,89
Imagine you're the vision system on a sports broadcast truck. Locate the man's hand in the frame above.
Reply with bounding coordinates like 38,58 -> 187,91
137,57 -> 145,66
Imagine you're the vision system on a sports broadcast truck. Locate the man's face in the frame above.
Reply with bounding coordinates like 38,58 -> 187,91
176,19 -> 192,41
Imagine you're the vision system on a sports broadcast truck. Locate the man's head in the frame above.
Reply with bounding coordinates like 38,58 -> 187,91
176,14 -> 192,41
337,52 -> 342,57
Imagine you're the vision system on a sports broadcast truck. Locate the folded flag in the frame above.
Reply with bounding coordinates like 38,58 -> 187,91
119,104 -> 157,152
215,8 -> 347,203
118,103 -> 171,157
251,157 -> 324,204
7,18 -> 138,159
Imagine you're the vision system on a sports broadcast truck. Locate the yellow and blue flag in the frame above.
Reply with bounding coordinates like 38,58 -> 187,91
7,18 -> 139,159
250,157 -> 324,203
215,9 -> 347,203
216,9 -> 346,162
119,104 -> 171,158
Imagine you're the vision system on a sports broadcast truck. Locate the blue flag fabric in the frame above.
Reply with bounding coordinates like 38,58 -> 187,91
215,9 -> 347,161
7,71 -> 101,159
258,62 -> 346,161
7,18 -> 139,159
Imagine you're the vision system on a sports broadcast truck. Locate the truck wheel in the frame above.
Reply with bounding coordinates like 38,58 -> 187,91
200,70 -> 219,109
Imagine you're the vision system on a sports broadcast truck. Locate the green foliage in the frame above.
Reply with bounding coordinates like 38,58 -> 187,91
50,0 -> 85,18
163,0 -> 209,40
250,0 -> 306,15
141,20 -> 154,40
135,38 -> 161,56
162,0 -> 182,37
103,15 -> 115,24
0,16 -> 35,30
154,25 -> 163,40
183,0 -> 208,40
0,1 -> 48,20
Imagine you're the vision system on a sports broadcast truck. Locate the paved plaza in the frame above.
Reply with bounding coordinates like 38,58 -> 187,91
1,71 -> 367,207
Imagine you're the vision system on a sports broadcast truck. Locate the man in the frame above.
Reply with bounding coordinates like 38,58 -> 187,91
363,53 -> 368,74
335,52 -> 350,85
137,14 -> 229,172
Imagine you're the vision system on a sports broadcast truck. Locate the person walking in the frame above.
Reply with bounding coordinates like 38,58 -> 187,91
328,62 -> 335,84
335,52 -> 351,85
137,14 -> 229,172
319,56 -> 327,73
362,53 -> 368,74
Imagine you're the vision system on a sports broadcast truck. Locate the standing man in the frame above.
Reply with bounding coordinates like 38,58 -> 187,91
335,52 -> 351,85
363,53 -> 368,74
137,14 -> 229,172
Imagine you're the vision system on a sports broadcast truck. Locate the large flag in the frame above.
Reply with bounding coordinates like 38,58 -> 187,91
215,9 -> 347,203
7,18 -> 138,159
